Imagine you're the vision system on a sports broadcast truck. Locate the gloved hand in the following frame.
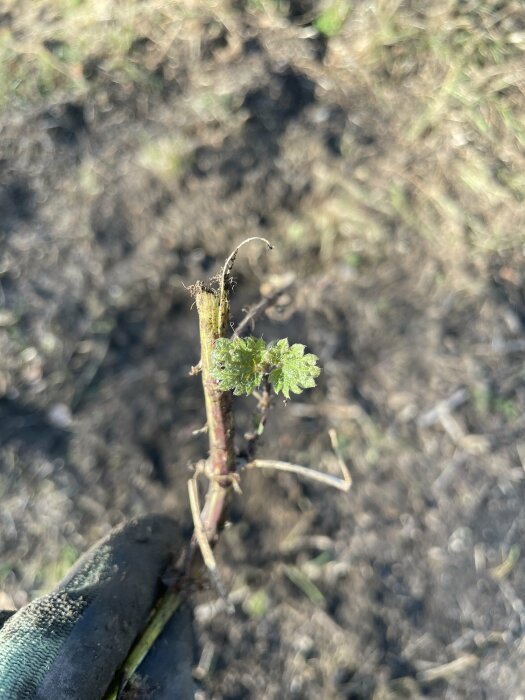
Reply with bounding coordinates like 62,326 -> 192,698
0,515 -> 195,700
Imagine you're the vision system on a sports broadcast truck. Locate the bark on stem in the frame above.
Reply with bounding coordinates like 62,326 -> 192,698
194,287 -> 236,540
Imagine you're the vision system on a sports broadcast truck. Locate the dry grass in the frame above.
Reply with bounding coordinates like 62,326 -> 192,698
279,0 -> 525,268
0,0 -> 198,108
2,1 -> 524,268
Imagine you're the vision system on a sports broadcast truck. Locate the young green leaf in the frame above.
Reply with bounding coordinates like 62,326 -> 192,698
267,338 -> 321,399
211,336 -> 321,399
212,336 -> 267,395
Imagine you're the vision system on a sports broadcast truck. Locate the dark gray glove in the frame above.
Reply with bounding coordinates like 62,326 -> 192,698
0,515 -> 195,700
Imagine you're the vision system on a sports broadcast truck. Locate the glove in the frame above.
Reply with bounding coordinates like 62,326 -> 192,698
0,515 -> 195,700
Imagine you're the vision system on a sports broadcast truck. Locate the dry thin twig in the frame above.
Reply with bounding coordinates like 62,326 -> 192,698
188,477 -> 234,613
416,654 -> 479,683
232,275 -> 296,339
242,429 -> 352,492
218,236 -> 272,334
243,458 -> 351,492
328,428 -> 352,489
243,376 -> 272,461
417,388 -> 469,428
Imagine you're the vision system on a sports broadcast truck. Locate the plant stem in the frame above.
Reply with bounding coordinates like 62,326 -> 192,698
104,287 -> 236,700
243,375 -> 272,461
104,247 -> 275,698
194,286 -> 236,541
104,591 -> 182,700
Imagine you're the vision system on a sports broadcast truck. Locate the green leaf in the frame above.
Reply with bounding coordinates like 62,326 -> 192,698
211,336 -> 320,399
268,339 -> 321,399
212,336 -> 267,396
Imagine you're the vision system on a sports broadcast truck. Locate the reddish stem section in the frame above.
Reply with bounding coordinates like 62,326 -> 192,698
194,287 -> 236,540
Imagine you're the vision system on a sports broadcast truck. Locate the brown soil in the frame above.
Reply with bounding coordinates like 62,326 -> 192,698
1,2 -> 525,698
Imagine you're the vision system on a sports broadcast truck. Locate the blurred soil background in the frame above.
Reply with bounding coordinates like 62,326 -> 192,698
1,0 -> 525,697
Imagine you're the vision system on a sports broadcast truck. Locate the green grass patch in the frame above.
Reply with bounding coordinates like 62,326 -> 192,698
284,564 -> 325,605
243,589 -> 270,618
314,1 -> 350,38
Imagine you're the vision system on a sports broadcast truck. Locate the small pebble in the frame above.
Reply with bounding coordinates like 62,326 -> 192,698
47,403 -> 73,429
0,310 -> 16,326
